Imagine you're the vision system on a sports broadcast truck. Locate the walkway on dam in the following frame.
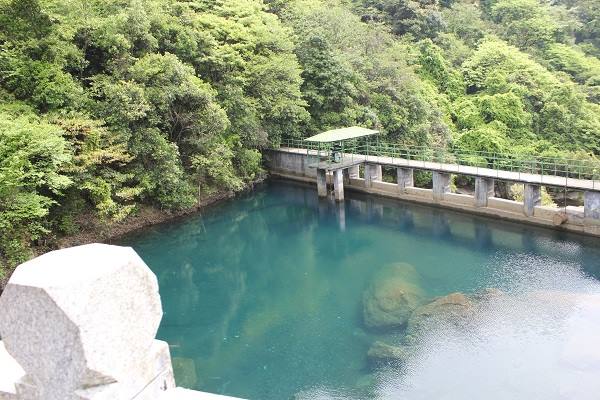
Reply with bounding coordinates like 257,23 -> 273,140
279,147 -> 600,192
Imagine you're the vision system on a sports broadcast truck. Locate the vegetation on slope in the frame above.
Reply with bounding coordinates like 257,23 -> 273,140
1,0 -> 599,280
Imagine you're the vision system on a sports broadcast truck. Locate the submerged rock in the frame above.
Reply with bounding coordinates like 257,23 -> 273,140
405,292 -> 474,340
363,263 -> 425,329
353,372 -> 379,398
367,341 -> 412,365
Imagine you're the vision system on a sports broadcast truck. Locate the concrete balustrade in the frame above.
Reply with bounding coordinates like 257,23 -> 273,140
0,244 -> 243,400
524,184 -> 542,217
475,177 -> 495,207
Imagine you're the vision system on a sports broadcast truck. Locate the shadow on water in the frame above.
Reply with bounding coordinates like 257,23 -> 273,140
119,180 -> 600,400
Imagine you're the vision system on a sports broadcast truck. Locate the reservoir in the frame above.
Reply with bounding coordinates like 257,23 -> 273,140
120,180 -> 600,400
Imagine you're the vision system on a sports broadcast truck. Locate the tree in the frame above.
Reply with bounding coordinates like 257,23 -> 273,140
0,111 -> 72,269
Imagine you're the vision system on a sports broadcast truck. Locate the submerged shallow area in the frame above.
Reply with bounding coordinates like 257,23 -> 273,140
120,180 -> 600,400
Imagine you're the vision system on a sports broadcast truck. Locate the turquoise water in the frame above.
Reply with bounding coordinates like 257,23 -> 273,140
119,180 -> 600,400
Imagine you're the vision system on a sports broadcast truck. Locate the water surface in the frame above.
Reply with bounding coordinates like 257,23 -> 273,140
119,180 -> 600,400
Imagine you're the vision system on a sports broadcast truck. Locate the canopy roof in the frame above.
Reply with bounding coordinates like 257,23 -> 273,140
304,126 -> 378,143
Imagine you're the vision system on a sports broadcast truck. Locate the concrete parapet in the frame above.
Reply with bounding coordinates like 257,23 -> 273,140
474,177 -> 494,207
0,244 -> 245,400
524,184 -> 541,217
0,244 -> 174,400
0,341 -> 24,399
432,172 -> 451,201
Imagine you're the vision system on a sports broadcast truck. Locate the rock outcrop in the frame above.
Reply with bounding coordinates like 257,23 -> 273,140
363,263 -> 425,329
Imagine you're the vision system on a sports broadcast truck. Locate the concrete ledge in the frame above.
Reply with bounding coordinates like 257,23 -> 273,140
488,197 -> 523,214
444,192 -> 474,207
534,205 -> 560,221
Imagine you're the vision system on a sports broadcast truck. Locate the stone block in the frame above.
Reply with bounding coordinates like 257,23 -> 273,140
0,244 -> 172,400
0,341 -> 24,400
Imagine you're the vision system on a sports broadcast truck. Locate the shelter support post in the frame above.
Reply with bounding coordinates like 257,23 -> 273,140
584,191 -> 600,221
474,177 -> 495,207
397,167 -> 414,191
317,169 -> 327,197
523,184 -> 541,217
432,172 -> 451,201
333,169 -> 344,202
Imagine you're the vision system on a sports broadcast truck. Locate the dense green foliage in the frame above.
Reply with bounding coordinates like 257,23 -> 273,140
0,0 -> 599,277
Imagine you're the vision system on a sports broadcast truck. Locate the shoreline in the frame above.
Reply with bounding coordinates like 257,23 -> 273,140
0,179 -> 265,294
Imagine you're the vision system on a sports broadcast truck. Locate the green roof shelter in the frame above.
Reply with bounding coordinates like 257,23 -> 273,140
304,126 -> 379,168
304,126 -> 378,143
304,126 -> 379,201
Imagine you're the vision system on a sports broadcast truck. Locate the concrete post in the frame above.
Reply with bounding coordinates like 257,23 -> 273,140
523,184 -> 541,217
317,169 -> 327,197
584,191 -> 600,221
0,244 -> 175,400
333,169 -> 344,202
348,165 -> 360,179
397,168 -> 414,191
432,172 -> 451,201
364,164 -> 382,188
474,177 -> 494,207
0,245 -> 245,400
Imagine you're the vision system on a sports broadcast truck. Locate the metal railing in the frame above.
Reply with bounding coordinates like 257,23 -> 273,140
277,138 -> 600,187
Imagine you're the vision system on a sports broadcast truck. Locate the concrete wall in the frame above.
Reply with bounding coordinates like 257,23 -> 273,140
267,150 -> 600,237
265,150 -> 316,179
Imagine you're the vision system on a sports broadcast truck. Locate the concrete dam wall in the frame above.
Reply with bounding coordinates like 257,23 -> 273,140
265,149 -> 600,237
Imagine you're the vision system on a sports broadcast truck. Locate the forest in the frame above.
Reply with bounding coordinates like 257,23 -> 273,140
1,0 -> 599,282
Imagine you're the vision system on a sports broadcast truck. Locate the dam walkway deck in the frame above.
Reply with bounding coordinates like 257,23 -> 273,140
279,147 -> 600,192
